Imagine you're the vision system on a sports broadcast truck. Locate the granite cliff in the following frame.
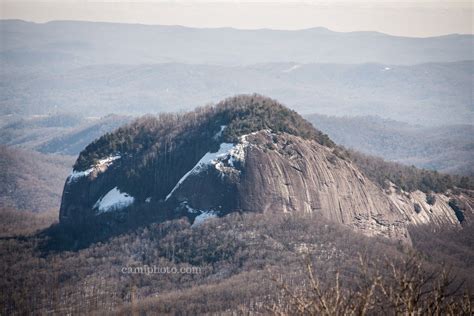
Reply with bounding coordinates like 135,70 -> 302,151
59,95 -> 472,244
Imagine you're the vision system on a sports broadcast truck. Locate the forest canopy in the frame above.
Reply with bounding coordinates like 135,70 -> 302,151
73,94 -> 473,194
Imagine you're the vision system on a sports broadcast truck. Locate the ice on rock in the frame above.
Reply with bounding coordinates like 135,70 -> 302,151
165,132 -> 258,201
94,187 -> 134,214
67,155 -> 121,183
165,142 -> 244,200
213,125 -> 227,140
192,211 -> 218,227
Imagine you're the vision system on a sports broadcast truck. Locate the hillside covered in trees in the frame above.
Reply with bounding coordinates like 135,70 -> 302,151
75,94 -> 333,169
74,94 -> 472,196
1,211 -> 472,314
306,114 -> 474,176
0,146 -> 74,212
348,150 -> 473,193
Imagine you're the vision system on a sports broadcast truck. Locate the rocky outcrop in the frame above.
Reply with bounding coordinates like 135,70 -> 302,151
387,186 -> 461,226
59,95 -> 472,244
165,130 -> 410,242
59,155 -> 123,223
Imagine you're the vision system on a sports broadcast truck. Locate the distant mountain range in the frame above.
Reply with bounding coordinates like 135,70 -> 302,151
2,20 -> 472,66
1,20 -> 472,125
0,114 -> 132,155
1,61 -> 472,125
306,114 -> 474,176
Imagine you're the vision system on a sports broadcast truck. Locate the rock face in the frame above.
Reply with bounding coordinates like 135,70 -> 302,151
166,130 -> 409,242
59,95 -> 472,243
387,187 -> 459,226
60,155 -> 124,223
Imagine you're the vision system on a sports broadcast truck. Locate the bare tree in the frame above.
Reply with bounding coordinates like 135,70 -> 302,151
267,253 -> 472,315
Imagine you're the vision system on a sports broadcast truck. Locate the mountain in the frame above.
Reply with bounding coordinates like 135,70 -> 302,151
2,109 -> 472,177
0,114 -> 130,213
306,114 -> 474,175
1,61 -> 472,126
0,114 -> 132,155
0,146 -> 74,212
2,20 -> 472,66
3,95 -> 473,314
37,115 -> 132,155
57,95 -> 473,247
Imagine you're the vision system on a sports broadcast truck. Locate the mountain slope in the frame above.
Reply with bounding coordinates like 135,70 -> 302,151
37,115 -> 132,155
58,95 -> 473,246
0,146 -> 74,212
306,114 -> 474,175
0,114 -> 132,155
5,210 -> 473,315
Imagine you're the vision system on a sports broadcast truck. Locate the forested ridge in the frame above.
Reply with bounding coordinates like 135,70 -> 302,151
71,95 -> 335,202
305,114 -> 474,176
347,149 -> 473,193
0,146 -> 74,212
73,94 -> 473,195
75,94 -> 333,170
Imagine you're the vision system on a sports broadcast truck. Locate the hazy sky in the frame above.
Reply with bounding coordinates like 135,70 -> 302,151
1,1 -> 472,37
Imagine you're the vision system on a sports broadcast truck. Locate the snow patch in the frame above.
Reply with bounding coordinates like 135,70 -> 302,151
178,202 -> 218,227
213,125 -> 227,140
145,197 -> 152,203
94,187 -> 134,214
97,155 -> 121,166
67,155 -> 121,183
181,201 -> 199,214
228,142 -> 247,166
192,211 -> 218,227
165,142 -> 237,200
165,132 -> 258,201
382,67 -> 391,71
68,168 -> 94,182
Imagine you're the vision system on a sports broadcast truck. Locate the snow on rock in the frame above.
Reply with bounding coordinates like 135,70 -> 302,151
213,125 -> 227,140
68,168 -> 94,183
67,155 -> 121,183
177,201 -> 198,214
165,139 -> 249,200
228,137 -> 249,166
222,131 -> 265,167
178,201 -> 218,227
192,211 -> 218,227
165,132 -> 269,201
165,131 -> 272,201
97,155 -> 121,166
145,197 -> 152,203
94,187 -> 134,214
